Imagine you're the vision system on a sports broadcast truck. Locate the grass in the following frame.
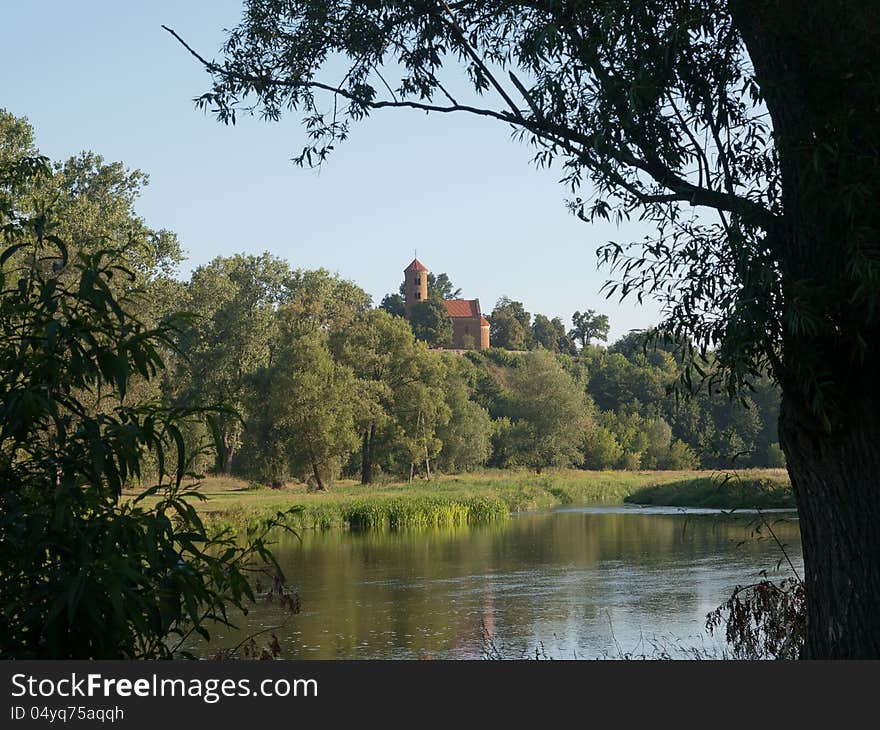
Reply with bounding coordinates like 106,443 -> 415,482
145,468 -> 793,532
623,472 -> 794,509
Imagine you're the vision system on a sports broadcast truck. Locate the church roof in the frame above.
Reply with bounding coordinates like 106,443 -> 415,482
404,258 -> 429,272
442,299 -> 481,318
480,316 -> 490,327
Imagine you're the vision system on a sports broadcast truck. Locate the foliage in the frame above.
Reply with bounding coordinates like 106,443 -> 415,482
666,439 -> 700,470
253,321 -> 359,489
176,253 -> 292,474
164,247 -> 784,478
765,442 -> 786,468
707,578 -> 805,660
581,423 -> 623,470
1,110 -> 187,483
532,313 -> 576,354
488,296 -> 531,350
504,350 -> 592,471
176,256 -> 370,475
380,292 -> 405,318
427,272 -> 461,300
407,298 -> 453,347
569,310 -> 610,350
331,309 -> 450,482
170,253 -> 785,476
0,156 -> 293,658
1,109 -> 182,292
435,357 -> 493,471
282,267 -> 373,335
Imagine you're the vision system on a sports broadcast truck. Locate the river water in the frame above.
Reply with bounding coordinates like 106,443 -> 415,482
202,505 -> 802,659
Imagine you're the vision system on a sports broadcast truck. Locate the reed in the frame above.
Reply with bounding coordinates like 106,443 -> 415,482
183,468 -> 792,532
201,493 -> 510,531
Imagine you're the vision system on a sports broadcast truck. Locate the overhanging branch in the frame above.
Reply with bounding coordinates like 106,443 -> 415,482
162,24 -> 779,231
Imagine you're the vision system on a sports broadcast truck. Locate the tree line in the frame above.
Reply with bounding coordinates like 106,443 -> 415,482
172,256 -> 783,487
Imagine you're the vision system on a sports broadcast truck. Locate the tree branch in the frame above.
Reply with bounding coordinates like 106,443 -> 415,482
434,0 -> 525,122
162,23 -> 778,230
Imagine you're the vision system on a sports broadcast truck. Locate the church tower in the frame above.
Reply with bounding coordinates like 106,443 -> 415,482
404,258 -> 429,314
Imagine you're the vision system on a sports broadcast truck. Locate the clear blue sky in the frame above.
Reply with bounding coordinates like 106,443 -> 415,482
2,1 -> 661,342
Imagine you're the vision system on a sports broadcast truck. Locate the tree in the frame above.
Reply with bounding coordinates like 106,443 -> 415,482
178,259 -> 370,478
435,357 -> 493,472
380,293 -> 406,318
640,417 -> 698,470
1,110 -> 182,289
260,322 -> 359,490
583,349 -> 670,414
408,298 -> 453,347
172,1 -> 880,656
582,421 -> 624,470
177,253 -> 291,474
489,297 -> 531,350
0,109 -> 37,168
506,350 -> 592,471
553,317 -> 579,355
1,110 -> 190,481
331,309 -> 448,483
531,314 -> 562,352
0,154 -> 290,658
569,310 -> 610,350
281,267 -> 372,336
487,310 -> 524,351
429,272 -> 462,300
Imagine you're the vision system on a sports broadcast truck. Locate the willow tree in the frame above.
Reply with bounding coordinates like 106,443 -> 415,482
166,1 -> 880,657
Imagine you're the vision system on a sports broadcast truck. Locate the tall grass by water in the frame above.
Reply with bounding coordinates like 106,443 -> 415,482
169,468 -> 792,532
623,473 -> 794,509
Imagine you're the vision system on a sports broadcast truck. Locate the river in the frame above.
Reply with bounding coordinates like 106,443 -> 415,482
201,505 -> 802,659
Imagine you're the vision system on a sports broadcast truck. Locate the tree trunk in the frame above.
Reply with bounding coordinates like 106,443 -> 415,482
311,460 -> 326,492
732,0 -> 880,658
221,434 -> 235,475
361,424 -> 375,485
779,392 -> 880,658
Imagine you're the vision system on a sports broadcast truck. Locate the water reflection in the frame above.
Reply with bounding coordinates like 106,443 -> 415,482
202,508 -> 802,659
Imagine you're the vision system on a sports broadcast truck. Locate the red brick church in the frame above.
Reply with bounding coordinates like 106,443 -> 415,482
403,258 -> 490,350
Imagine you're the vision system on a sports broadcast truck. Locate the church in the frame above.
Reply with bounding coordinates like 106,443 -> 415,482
403,258 -> 490,350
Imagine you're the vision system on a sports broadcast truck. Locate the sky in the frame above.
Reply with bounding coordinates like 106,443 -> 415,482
1,1 -> 662,342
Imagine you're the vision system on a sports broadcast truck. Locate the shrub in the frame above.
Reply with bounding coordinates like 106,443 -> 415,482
766,442 -> 786,468
0,158 -> 294,658
582,424 -> 623,470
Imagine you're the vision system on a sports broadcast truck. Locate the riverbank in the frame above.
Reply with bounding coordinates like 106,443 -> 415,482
175,469 -> 793,532
623,475 -> 794,510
